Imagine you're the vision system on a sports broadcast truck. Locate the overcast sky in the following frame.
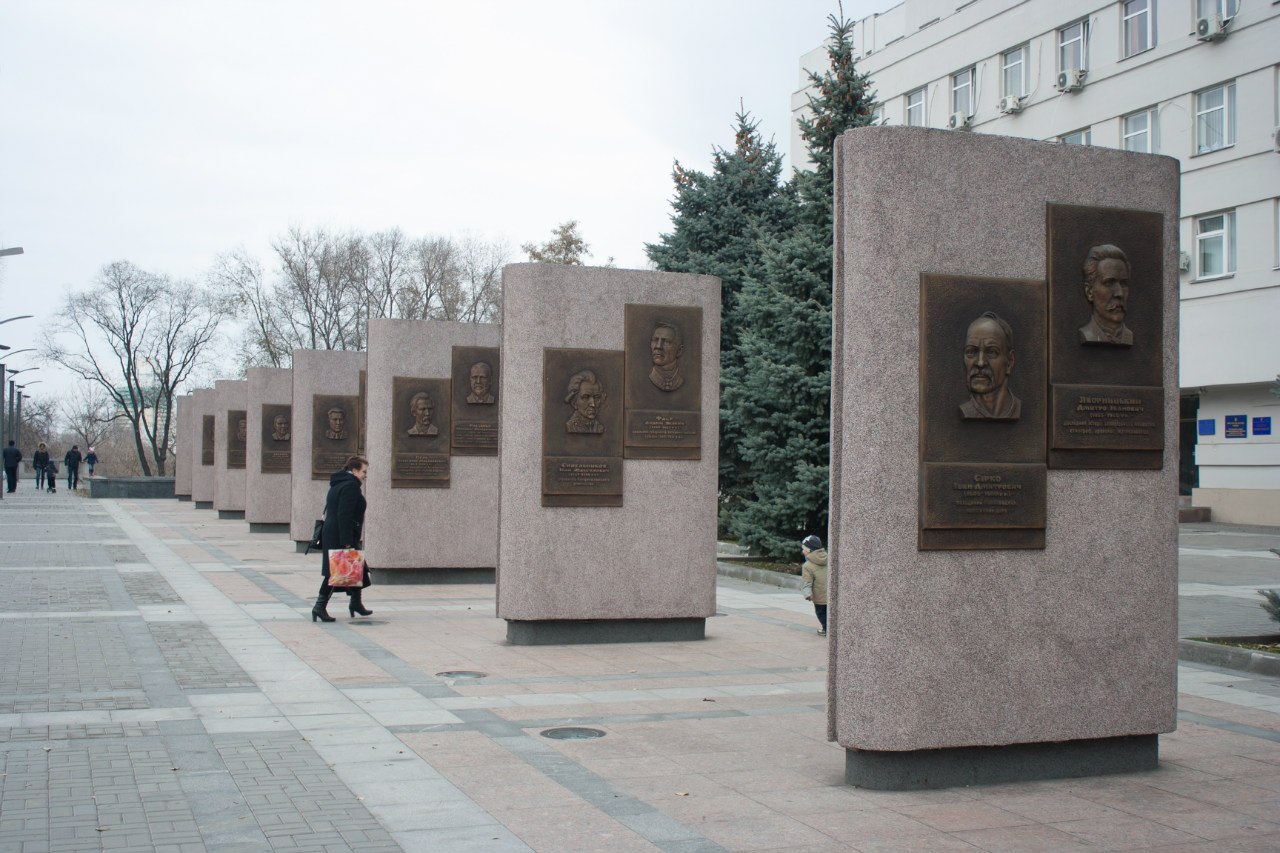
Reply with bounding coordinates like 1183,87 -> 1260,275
0,0 -> 880,400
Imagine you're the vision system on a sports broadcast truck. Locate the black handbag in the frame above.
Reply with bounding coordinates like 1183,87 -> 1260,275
305,515 -> 324,555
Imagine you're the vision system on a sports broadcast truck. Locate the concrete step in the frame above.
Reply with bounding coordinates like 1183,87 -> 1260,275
1179,505 -> 1211,523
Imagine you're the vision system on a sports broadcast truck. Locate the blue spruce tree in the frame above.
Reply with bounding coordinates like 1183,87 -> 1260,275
725,13 -> 876,558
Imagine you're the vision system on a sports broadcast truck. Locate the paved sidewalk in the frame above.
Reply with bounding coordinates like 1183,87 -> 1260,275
0,490 -> 1278,853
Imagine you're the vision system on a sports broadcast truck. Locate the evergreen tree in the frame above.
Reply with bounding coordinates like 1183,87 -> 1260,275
646,110 -> 794,520
725,12 -> 876,559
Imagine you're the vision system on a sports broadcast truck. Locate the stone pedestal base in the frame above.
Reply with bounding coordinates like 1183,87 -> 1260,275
506,618 -> 705,646
845,734 -> 1158,790
217,510 -> 245,520
375,568 -> 494,584
194,501 -> 213,510
248,522 -> 290,534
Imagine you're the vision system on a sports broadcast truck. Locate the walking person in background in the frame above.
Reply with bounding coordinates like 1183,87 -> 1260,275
32,443 -> 49,491
3,441 -> 21,492
85,447 -> 98,477
800,534 -> 829,636
64,445 -> 82,491
312,456 -> 373,623
45,457 -> 58,493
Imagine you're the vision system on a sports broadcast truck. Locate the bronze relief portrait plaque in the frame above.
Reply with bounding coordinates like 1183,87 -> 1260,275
260,403 -> 291,474
451,345 -> 500,456
201,415 -> 215,466
391,376 -> 451,488
623,304 -> 702,460
310,394 -> 359,480
1047,204 -> 1165,469
357,369 -> 368,454
919,274 -> 1047,550
542,348 -> 624,507
226,409 -> 247,470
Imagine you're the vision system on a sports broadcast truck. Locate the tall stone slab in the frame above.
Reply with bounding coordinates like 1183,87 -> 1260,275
213,379 -> 248,519
829,127 -> 1179,789
190,388 -> 217,509
290,350 -> 367,549
174,394 -> 193,500
364,318 -> 501,580
246,367 -> 292,533
498,265 -> 720,644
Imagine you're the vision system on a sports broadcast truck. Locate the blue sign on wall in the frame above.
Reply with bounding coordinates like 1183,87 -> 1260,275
1225,415 -> 1247,438
1255,417 -> 1272,437
1198,419 -> 1215,436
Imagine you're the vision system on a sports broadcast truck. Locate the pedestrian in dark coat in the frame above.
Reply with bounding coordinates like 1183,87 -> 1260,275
3,441 -> 21,493
85,448 -> 98,476
312,455 -> 373,622
64,445 -> 82,490
32,443 -> 49,491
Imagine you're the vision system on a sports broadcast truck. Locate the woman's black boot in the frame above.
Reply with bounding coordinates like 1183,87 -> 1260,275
312,589 -> 336,622
348,589 -> 372,618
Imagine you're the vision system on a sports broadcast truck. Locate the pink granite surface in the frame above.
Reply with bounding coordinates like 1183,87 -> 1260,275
364,318 -> 502,572
246,367 -> 292,525
497,264 -> 721,621
828,127 -> 1180,751
190,388 -> 216,504
289,350 -> 367,543
174,394 -> 192,497
213,379 -> 247,513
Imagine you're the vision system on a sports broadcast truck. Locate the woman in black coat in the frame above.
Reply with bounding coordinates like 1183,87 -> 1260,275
312,455 -> 373,622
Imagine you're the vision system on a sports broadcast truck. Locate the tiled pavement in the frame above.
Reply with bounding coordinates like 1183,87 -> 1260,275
0,489 -> 1278,853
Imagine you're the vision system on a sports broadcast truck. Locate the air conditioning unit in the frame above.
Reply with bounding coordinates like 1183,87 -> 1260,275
948,112 -> 972,130
1178,251 -> 1191,272
1056,69 -> 1086,92
1196,14 -> 1228,41
998,95 -> 1024,114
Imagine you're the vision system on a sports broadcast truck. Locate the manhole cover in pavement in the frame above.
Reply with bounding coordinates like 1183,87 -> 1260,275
540,727 -> 605,740
436,670 -> 487,679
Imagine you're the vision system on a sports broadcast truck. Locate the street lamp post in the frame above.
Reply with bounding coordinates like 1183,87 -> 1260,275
0,309 -> 34,500
6,369 -> 38,443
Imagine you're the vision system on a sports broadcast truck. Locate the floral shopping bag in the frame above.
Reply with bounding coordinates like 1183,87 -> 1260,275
327,549 -> 365,587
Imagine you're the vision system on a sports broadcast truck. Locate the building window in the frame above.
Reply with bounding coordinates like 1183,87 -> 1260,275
1195,82 -> 1236,153
1122,0 -> 1153,57
906,88 -> 926,126
1195,210 -> 1236,278
1197,0 -> 1239,19
1122,108 -> 1159,152
1059,19 -> 1089,72
1002,46 -> 1028,97
1060,127 -> 1091,145
872,103 -> 884,124
952,67 -> 975,116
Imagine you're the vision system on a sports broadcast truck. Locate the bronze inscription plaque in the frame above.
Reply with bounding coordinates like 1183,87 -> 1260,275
357,369 -> 367,454
201,415 -> 215,466
311,394 -> 359,480
542,348 -> 624,507
1047,204 -> 1165,469
623,304 -> 702,460
260,403 -> 291,474
391,376 -> 451,488
919,274 -> 1047,550
451,346 -> 499,456
226,409 -> 247,470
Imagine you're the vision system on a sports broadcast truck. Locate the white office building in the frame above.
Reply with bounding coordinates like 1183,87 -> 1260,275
795,0 -> 1280,524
